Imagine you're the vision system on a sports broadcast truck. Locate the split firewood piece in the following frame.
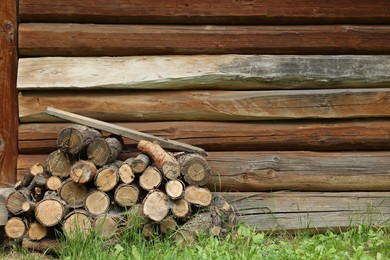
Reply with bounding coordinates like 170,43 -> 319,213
27,222 -> 48,241
70,160 -> 97,184
94,164 -> 120,192
57,125 -> 102,154
84,189 -> 110,216
59,179 -> 88,208
143,190 -> 170,222
5,217 -> 28,240
6,190 -> 30,215
137,140 -> 180,180
184,186 -> 212,207
46,176 -> 62,191
131,154 -> 150,174
139,166 -> 162,191
165,179 -> 185,200
142,223 -> 154,238
93,213 -> 123,239
63,209 -> 93,239
172,199 -> 191,219
114,184 -> 139,208
160,216 -> 177,235
178,153 -> 210,186
126,203 -> 148,227
118,158 -> 135,184
46,149 -> 76,178
35,195 -> 69,227
87,136 -> 123,166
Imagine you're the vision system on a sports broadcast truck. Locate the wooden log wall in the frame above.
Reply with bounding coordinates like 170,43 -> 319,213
14,0 -> 390,232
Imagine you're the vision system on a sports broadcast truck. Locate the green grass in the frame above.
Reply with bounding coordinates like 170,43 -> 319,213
4,224 -> 390,260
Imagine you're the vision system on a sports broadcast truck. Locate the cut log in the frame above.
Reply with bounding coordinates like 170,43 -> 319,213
165,180 -> 185,200
21,200 -> 36,214
138,140 -> 180,180
118,158 -> 135,184
14,181 -> 23,190
57,125 -> 101,154
46,176 -> 62,191
126,204 -> 148,227
59,179 -> 88,208
84,190 -> 110,217
139,166 -> 162,191
20,89 -> 390,122
87,137 -> 122,166
131,154 -> 150,174
160,216 -> 177,235
5,217 -> 27,239
143,190 -> 170,222
27,173 -> 47,192
175,213 -> 218,244
63,209 -> 92,239
114,184 -> 139,208
94,164 -> 119,192
142,223 -> 154,238
35,195 -> 68,227
18,24 -> 390,57
93,214 -> 119,239
6,190 -> 30,215
70,160 -> 97,184
184,186 -> 212,207
18,120 -> 390,154
27,222 -> 47,241
172,199 -> 191,219
45,149 -> 76,178
21,238 -> 59,254
18,55 -> 390,91
178,154 -> 210,186
20,163 -> 43,187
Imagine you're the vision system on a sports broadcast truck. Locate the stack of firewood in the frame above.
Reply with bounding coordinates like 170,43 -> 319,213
5,125 -> 216,243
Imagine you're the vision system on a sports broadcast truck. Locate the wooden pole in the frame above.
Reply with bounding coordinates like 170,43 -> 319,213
0,0 -> 18,186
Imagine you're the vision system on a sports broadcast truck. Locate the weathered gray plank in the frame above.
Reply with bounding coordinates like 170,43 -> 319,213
18,88 -> 390,122
17,56 -> 390,90
219,192 -> 390,231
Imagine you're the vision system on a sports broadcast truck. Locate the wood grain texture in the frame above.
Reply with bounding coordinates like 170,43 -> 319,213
17,152 -> 390,191
17,55 -> 390,90
18,88 -> 390,122
19,0 -> 390,24
219,192 -> 390,231
18,120 -> 390,154
0,0 -> 18,186
18,24 -> 390,57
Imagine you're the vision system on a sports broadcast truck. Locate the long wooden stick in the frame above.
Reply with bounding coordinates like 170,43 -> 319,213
46,107 -> 207,156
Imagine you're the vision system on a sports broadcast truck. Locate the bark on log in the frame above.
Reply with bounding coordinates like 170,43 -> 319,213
70,160 -> 97,184
118,158 -> 135,184
21,238 -> 59,254
184,186 -> 212,207
18,55 -> 390,91
138,140 -> 180,180
84,190 -> 110,216
19,89 -> 390,122
94,164 -> 119,192
165,180 -> 185,200
46,176 -> 62,191
27,222 -> 47,241
35,195 -> 68,227
178,154 -> 210,186
139,166 -> 162,191
172,199 -> 191,219
114,184 -> 139,208
59,178 -> 88,208
45,149 -> 76,178
143,190 -> 170,222
18,120 -> 390,153
131,154 -> 150,174
5,217 -> 27,239
57,125 -> 101,154
160,216 -> 177,235
87,137 -> 122,166
63,209 -> 92,239
18,24 -> 390,56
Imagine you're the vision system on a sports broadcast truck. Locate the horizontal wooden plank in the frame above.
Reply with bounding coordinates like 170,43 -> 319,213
17,55 -> 390,90
18,120 -> 390,153
19,0 -> 390,24
18,24 -> 390,56
18,152 -> 390,191
18,88 -> 390,122
219,192 -> 390,231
